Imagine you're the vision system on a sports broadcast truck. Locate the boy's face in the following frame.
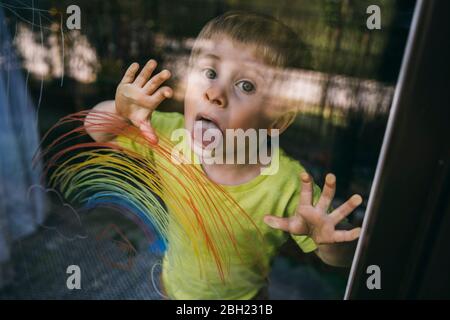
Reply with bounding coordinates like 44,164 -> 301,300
184,36 -> 279,151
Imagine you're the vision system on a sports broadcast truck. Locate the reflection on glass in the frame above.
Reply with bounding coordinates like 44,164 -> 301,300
0,0 -> 415,299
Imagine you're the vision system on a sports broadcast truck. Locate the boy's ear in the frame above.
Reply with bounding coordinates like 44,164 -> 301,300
268,111 -> 296,136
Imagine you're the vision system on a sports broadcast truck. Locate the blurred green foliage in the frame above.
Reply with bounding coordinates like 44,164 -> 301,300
23,0 -> 414,82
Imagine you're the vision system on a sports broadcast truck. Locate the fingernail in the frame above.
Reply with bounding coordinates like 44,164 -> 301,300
300,172 -> 309,181
326,174 -> 336,185
352,194 -> 363,205
149,135 -> 158,145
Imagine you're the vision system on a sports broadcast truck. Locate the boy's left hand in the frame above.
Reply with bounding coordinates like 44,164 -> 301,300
264,172 -> 362,245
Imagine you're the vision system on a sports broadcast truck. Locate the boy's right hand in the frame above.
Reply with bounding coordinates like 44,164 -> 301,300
115,59 -> 173,144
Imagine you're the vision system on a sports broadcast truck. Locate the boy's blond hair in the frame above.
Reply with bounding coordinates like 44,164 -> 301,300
190,11 -> 310,70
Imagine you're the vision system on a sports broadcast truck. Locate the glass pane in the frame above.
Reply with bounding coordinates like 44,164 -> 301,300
0,0 -> 416,299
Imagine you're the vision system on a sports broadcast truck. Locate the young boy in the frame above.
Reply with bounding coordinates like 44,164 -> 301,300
86,11 -> 362,299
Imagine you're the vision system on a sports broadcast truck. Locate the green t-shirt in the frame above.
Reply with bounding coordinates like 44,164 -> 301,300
116,111 -> 321,300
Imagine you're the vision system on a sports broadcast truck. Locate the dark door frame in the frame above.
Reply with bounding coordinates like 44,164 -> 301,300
345,0 -> 450,299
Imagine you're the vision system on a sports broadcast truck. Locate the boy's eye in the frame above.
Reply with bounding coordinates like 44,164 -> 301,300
236,80 -> 255,93
204,68 -> 217,79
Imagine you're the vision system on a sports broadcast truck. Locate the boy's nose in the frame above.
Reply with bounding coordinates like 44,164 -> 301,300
204,85 -> 227,108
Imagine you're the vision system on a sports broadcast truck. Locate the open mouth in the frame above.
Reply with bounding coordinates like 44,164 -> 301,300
195,114 -> 221,130
192,113 -> 223,147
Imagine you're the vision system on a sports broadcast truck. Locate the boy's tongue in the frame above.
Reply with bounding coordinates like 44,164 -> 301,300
193,119 -> 222,147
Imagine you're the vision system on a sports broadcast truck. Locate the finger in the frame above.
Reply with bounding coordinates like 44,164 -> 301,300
333,227 -> 361,243
120,63 -> 139,84
298,172 -> 313,207
143,69 -> 172,95
134,59 -> 157,87
316,173 -> 336,212
140,120 -> 158,145
329,194 -> 363,225
141,86 -> 173,108
263,215 -> 291,232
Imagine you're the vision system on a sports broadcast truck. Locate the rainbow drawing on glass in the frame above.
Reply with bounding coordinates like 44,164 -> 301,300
36,110 -> 267,282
